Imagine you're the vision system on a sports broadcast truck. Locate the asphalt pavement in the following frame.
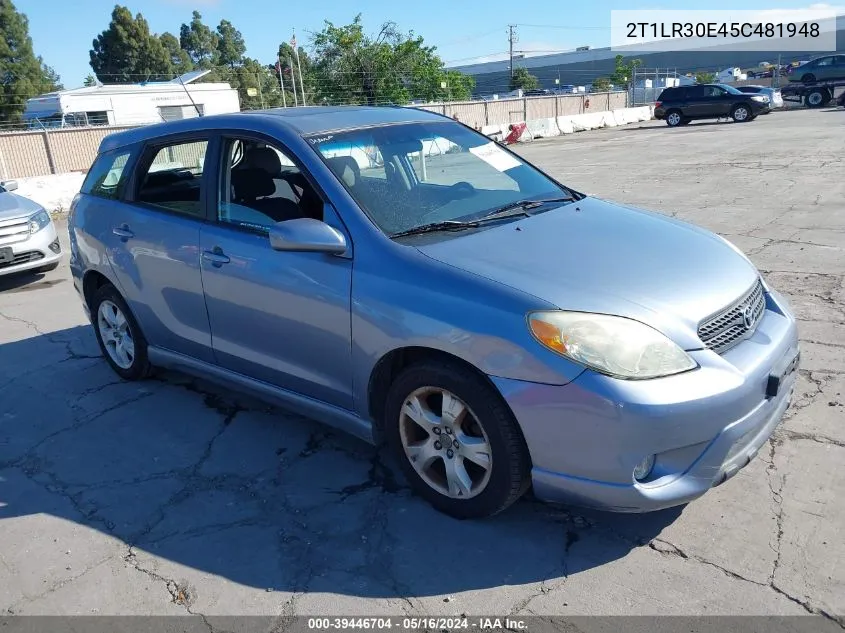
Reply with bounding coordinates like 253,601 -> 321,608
0,108 -> 842,623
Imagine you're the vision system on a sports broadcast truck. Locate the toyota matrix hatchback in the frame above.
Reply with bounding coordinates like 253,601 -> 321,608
68,107 -> 799,519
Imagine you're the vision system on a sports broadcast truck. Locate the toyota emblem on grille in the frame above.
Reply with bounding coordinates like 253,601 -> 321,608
741,303 -> 755,328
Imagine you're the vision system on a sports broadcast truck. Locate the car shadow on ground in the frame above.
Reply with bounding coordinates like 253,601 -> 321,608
0,271 -> 63,294
0,325 -> 682,600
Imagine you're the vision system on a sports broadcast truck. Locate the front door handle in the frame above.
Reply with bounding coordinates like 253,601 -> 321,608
112,225 -> 134,240
201,248 -> 230,267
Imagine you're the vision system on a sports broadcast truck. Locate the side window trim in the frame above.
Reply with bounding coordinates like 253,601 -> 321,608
126,132 -> 217,222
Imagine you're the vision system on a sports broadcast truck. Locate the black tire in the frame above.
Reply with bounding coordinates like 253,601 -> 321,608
38,262 -> 59,273
383,360 -> 532,519
805,89 -> 830,108
665,110 -> 683,127
90,283 -> 152,381
801,73 -> 816,84
731,104 -> 752,122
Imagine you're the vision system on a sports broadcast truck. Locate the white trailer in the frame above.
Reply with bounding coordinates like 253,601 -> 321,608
22,70 -> 240,129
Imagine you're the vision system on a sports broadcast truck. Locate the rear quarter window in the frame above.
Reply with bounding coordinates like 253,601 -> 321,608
82,149 -> 133,200
658,88 -> 681,101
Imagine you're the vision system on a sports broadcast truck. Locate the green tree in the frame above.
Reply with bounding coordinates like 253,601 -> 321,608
311,15 -> 473,106
41,63 -> 62,91
180,11 -> 218,69
591,77 -> 612,92
216,19 -> 246,68
0,0 -> 62,123
90,5 -> 172,83
225,57 -> 286,110
83,73 -> 98,87
609,54 -> 642,89
509,66 -> 539,91
160,32 -> 193,77
695,71 -> 716,84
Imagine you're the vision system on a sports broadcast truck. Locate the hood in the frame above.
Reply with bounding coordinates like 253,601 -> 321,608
415,197 -> 759,350
0,192 -> 42,221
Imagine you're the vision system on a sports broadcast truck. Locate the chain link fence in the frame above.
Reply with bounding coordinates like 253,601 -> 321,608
629,68 -> 682,106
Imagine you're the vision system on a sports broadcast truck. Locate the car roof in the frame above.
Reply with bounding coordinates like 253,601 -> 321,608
98,105 -> 448,154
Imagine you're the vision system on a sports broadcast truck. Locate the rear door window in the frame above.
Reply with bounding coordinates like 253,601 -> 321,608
135,139 -> 209,217
82,150 -> 133,200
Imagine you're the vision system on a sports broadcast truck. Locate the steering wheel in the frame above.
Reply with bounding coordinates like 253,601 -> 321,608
450,181 -> 476,198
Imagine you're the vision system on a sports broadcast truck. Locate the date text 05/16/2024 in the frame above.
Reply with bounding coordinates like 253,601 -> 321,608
307,617 -> 527,630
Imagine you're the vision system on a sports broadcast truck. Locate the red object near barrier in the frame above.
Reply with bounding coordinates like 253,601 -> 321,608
585,98 -> 590,109
505,122 -> 526,144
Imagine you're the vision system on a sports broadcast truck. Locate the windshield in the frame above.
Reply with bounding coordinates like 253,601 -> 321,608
307,121 -> 569,235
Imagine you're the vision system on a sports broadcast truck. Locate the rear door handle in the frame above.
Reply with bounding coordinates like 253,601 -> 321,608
201,249 -> 230,267
112,225 -> 134,239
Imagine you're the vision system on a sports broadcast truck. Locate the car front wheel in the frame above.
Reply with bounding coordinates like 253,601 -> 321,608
384,361 -> 531,519
91,284 -> 151,380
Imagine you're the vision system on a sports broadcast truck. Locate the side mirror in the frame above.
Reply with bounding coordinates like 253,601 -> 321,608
269,217 -> 347,255
1,180 -> 18,192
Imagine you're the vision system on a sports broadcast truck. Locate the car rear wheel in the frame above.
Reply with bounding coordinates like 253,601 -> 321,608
384,361 -> 531,519
731,105 -> 751,122
805,89 -> 830,108
665,110 -> 683,127
801,73 -> 816,84
91,284 -> 151,381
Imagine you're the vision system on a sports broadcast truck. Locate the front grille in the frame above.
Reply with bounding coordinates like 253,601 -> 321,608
0,217 -> 30,245
698,279 -> 766,354
0,250 -> 44,270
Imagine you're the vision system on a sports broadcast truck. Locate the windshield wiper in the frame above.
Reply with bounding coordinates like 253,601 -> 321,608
479,196 -> 576,220
390,196 -> 578,239
390,220 -> 481,238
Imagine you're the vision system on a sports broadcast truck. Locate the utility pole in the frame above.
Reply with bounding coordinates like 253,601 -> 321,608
508,25 -> 517,82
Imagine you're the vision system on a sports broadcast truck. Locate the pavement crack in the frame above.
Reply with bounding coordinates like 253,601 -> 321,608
778,429 -> 845,448
649,538 -> 767,586
770,583 -> 845,628
4,554 -> 116,613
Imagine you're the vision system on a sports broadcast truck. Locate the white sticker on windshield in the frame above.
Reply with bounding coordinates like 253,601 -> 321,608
468,142 -> 522,172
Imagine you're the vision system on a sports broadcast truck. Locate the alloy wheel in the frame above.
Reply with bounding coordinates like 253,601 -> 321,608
398,387 -> 493,499
97,299 -> 135,369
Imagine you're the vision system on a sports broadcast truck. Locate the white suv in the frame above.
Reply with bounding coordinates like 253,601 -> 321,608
0,180 -> 62,277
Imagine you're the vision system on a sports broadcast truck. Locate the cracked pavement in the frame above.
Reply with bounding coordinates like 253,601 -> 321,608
0,109 -> 842,622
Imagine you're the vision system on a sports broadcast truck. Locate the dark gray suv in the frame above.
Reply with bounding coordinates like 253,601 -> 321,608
654,84 -> 770,127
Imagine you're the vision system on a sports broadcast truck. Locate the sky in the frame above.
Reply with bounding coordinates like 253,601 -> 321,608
16,0 -> 843,87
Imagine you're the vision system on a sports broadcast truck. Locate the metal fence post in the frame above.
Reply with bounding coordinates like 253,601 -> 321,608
484,100 -> 489,126
522,98 -> 527,122
42,130 -> 57,175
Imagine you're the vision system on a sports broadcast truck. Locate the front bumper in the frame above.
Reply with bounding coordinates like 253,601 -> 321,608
0,220 -> 62,277
493,288 -> 799,512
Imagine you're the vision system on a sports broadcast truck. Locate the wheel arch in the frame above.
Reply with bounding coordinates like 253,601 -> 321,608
367,346 -> 512,445
82,269 -> 116,312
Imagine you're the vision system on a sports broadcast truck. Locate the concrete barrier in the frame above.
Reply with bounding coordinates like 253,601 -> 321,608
526,117 -> 560,139
511,106 -> 655,141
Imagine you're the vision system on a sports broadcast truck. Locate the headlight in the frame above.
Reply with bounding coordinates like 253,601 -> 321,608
527,311 -> 697,380
29,209 -> 51,234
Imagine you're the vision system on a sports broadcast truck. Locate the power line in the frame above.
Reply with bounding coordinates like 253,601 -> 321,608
514,23 -> 610,30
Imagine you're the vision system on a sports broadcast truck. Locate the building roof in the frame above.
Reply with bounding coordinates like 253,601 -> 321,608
98,106 -> 448,152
